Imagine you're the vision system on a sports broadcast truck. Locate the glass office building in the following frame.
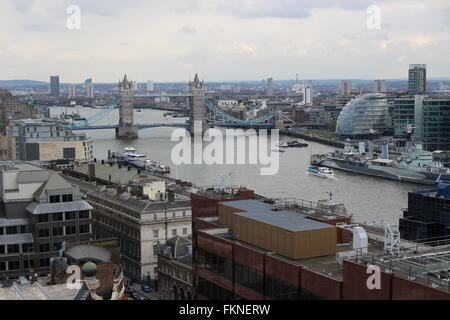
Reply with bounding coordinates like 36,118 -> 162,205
393,95 -> 450,151
335,93 -> 391,137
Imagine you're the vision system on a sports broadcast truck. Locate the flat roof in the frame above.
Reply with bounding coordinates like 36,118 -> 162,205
222,200 -> 335,232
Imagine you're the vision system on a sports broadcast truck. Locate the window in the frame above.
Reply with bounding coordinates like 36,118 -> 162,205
39,244 -> 50,252
20,226 -> 26,234
65,212 -> 76,220
62,194 -> 73,202
22,243 -> 33,253
66,226 -> 76,235
7,244 -> 19,254
6,226 -> 17,235
53,227 -> 64,237
154,214 -> 158,220
49,195 -> 60,203
0,245 -> 4,254
182,211 -> 186,217
172,229 -> 177,236
172,212 -> 176,219
182,228 -> 188,235
38,214 -> 49,223
8,261 -> 20,270
153,230 -> 159,238
0,228 -> 3,235
40,259 -> 49,267
38,229 -> 49,238
52,213 -> 63,222
53,242 -> 61,251
24,260 -> 34,269
79,211 -> 90,219
79,224 -> 90,234
0,262 -> 5,271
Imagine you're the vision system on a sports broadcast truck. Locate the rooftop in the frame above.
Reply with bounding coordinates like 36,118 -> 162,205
223,200 -> 335,232
0,283 -> 85,300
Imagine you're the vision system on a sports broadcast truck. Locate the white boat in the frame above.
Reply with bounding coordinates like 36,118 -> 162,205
124,147 -> 136,153
307,166 -> 335,178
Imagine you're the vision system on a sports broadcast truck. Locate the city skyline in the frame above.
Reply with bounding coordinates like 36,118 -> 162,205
1,0 -> 449,82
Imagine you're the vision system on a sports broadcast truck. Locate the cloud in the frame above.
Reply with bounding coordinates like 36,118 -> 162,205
179,26 -> 198,35
0,0 -> 449,82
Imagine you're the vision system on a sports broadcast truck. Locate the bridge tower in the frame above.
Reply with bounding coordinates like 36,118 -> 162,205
189,74 -> 207,135
116,74 -> 138,139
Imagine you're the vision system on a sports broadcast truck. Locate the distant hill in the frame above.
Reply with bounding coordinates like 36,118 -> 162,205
0,80 -> 48,88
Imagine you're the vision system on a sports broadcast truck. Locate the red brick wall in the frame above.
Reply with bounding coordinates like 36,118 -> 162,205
342,260 -> 392,300
198,268 -> 233,292
234,283 -> 265,300
233,243 -> 264,272
264,255 -> 301,287
392,275 -> 450,300
197,231 -> 234,260
301,268 -> 342,300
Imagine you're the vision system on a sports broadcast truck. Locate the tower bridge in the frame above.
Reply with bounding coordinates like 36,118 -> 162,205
68,74 -> 287,138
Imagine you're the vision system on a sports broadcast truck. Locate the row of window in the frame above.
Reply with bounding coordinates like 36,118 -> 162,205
153,227 -> 189,239
95,213 -> 140,240
0,225 -> 26,236
0,259 -> 49,271
37,211 -> 90,223
49,194 -> 73,203
0,243 -> 33,255
197,248 -> 302,300
37,224 -> 90,238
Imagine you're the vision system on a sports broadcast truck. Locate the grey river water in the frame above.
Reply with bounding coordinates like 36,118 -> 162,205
51,106 -> 420,224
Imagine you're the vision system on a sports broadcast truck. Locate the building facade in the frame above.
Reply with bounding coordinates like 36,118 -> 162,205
336,93 -> 391,137
374,80 -> 387,93
50,76 -> 60,98
0,163 -> 93,279
393,95 -> 450,151
7,119 -> 93,162
408,64 -> 426,95
157,236 -> 193,300
399,186 -> 450,243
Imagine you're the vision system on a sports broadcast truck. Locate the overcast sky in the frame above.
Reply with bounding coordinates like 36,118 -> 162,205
1,0 -> 449,82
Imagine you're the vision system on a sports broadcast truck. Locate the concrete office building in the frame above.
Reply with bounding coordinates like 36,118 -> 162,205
68,84 -> 76,99
408,64 -> 427,95
266,78 -> 274,97
339,80 -> 352,96
86,84 -> 94,99
374,80 -> 387,93
147,81 -> 154,92
7,119 -> 93,162
0,163 -> 93,279
50,76 -> 60,98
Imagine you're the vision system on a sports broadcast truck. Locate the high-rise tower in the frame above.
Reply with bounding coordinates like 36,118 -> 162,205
189,74 -> 207,135
116,74 -> 138,139
408,64 -> 426,95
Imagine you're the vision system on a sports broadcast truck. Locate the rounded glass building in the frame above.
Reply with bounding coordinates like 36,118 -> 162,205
336,93 -> 391,137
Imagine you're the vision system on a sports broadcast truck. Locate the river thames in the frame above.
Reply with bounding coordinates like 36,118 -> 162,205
51,106 -> 420,224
